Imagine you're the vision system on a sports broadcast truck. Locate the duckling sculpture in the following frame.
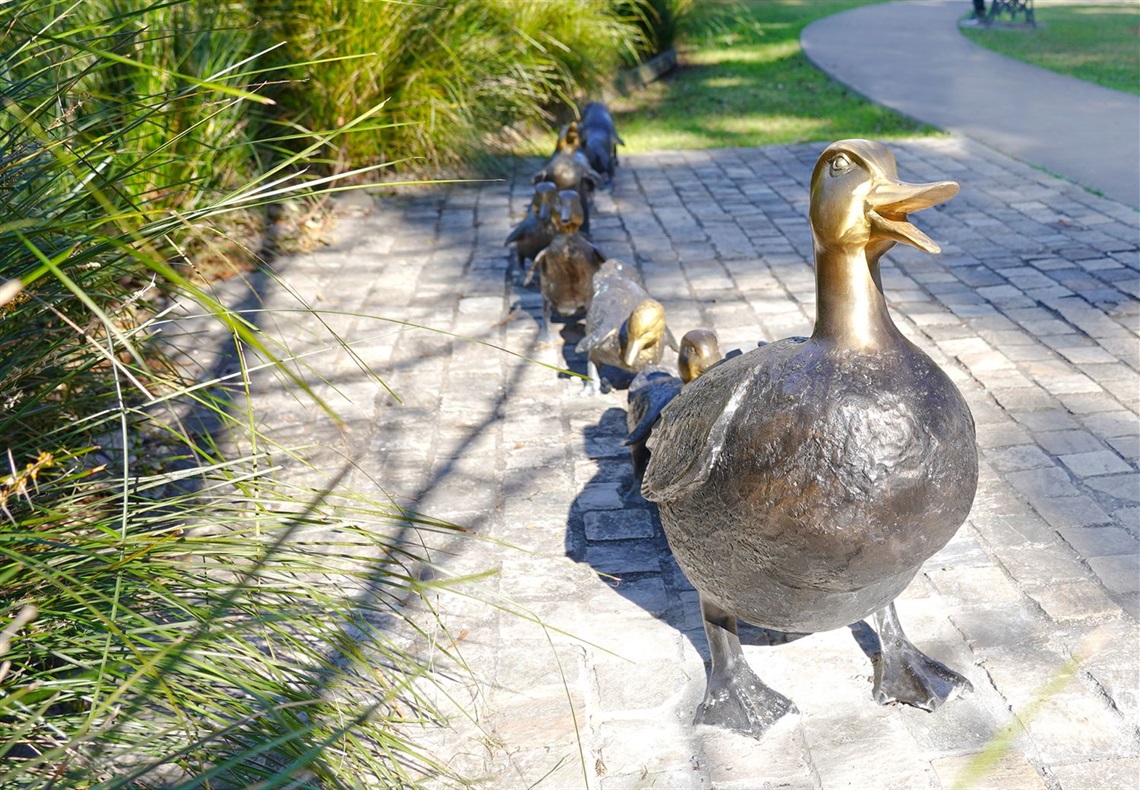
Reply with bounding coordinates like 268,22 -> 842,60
533,122 -> 602,236
625,329 -> 721,500
505,182 -> 558,279
579,101 -> 623,184
524,189 -> 605,345
576,259 -> 678,394
643,140 -> 977,738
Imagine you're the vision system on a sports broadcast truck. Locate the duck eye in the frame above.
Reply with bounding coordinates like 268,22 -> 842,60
829,153 -> 852,175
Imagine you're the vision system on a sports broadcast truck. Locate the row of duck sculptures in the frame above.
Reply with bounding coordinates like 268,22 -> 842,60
508,128 -> 980,740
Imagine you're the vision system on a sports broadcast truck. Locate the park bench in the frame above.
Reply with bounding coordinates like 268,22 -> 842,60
987,0 -> 1036,26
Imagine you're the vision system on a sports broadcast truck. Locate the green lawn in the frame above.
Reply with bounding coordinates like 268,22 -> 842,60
961,4 -> 1140,95
611,0 -> 938,153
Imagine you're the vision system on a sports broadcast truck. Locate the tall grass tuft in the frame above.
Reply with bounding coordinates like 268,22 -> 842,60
620,0 -> 696,59
261,0 -> 647,171
0,0 -> 479,786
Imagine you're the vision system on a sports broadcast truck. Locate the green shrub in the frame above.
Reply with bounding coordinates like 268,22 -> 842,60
262,0 -> 647,170
621,0 -> 697,58
0,1 -> 475,786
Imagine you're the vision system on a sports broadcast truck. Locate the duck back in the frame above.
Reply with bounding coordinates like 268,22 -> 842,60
540,235 -> 602,316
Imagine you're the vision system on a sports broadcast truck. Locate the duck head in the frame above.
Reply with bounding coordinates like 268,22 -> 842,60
531,182 -> 558,222
810,139 -> 957,260
557,122 -> 582,154
553,189 -> 585,234
621,298 -> 669,368
677,329 -> 721,383
809,140 -> 958,347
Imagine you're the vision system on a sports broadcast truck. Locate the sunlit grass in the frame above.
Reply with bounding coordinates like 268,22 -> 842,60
961,4 -> 1139,95
612,0 -> 938,153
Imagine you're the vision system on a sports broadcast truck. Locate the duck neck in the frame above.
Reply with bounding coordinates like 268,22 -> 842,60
810,244 -> 902,349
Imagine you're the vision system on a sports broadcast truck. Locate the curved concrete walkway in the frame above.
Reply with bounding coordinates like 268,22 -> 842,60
802,0 -> 1140,209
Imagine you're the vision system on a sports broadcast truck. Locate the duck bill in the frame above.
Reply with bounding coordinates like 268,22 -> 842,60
538,203 -> 551,221
623,337 -> 644,368
867,178 -> 958,253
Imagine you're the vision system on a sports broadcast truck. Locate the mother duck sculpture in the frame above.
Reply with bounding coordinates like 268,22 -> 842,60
643,140 -> 977,738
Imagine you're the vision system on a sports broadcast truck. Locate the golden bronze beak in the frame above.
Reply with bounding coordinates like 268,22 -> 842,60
867,179 -> 958,254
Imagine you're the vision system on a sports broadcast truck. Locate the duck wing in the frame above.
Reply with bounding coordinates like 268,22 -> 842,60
523,248 -> 545,287
642,349 -> 760,502
624,371 -> 682,447
505,216 -> 531,245
576,324 -> 617,354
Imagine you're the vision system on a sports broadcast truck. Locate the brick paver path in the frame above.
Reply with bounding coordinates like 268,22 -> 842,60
235,137 -> 1138,789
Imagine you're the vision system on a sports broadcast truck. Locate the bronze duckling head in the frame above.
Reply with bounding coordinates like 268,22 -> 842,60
505,182 -> 558,278
618,298 -> 671,370
624,328 -> 722,501
523,189 -> 605,346
554,121 -> 583,156
642,139 -> 974,739
533,126 -> 602,236
576,259 -> 678,395
676,328 -> 721,384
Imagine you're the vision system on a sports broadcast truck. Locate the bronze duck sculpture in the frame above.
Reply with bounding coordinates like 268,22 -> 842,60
579,101 -> 623,184
533,122 -> 602,236
505,182 -> 558,280
576,259 -> 678,394
625,329 -> 722,500
643,140 -> 977,738
524,189 -> 605,345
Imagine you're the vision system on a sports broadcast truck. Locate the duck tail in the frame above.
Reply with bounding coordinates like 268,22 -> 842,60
624,412 -> 659,447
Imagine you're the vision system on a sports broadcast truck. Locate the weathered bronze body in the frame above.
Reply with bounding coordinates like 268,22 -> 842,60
643,140 -> 977,738
505,182 -> 558,274
576,259 -> 677,393
579,102 -> 623,184
524,189 -> 604,344
533,124 -> 602,236
625,329 -> 721,499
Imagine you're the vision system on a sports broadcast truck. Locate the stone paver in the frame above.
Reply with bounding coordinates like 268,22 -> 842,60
222,134 -> 1137,788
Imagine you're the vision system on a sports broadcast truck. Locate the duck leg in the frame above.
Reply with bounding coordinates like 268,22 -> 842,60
870,602 -> 972,711
580,358 -> 605,397
538,297 -> 555,347
695,595 -> 796,738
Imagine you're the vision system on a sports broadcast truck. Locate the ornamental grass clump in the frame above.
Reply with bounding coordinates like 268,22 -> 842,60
0,1 -> 481,786
262,0 -> 648,171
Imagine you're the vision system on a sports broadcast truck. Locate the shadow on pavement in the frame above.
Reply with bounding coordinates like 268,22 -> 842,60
564,405 -> 813,668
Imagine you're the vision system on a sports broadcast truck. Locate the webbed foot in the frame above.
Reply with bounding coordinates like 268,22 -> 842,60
697,595 -> 797,739
579,378 -> 602,397
621,476 -> 647,504
696,656 -> 797,737
871,603 -> 972,712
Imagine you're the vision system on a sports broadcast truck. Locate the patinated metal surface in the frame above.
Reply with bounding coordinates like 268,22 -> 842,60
579,101 -> 623,184
576,259 -> 677,393
524,189 -> 604,344
625,329 -> 722,500
643,139 -> 977,737
505,182 -> 558,272
533,124 -> 602,236
676,328 -> 721,385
